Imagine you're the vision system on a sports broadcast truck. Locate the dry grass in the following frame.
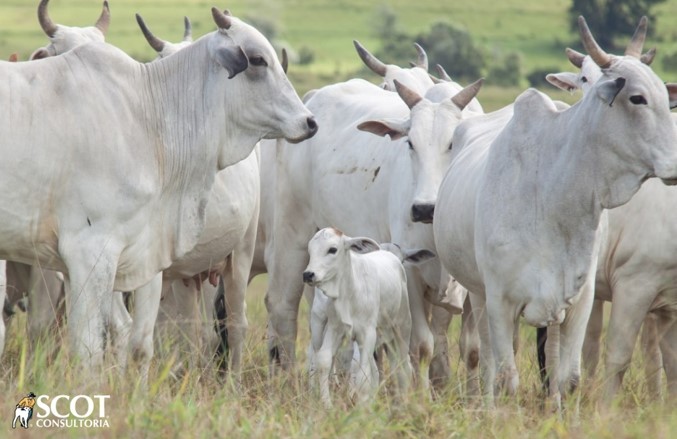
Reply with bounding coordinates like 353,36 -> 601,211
2,275 -> 676,438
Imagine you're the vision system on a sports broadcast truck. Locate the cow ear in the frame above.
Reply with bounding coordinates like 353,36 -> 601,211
596,77 -> 626,107
666,83 -> 677,109
357,118 -> 409,140
545,72 -> 579,92
214,45 -> 248,79
402,249 -> 436,264
345,237 -> 380,254
29,48 -> 50,60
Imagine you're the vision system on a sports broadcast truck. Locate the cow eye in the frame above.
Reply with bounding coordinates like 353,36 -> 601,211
581,76 -> 588,83
249,55 -> 267,67
630,95 -> 647,105
327,247 -> 337,255
407,140 -> 414,150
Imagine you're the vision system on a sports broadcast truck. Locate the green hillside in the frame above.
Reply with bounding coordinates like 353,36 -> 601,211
1,0 -> 677,109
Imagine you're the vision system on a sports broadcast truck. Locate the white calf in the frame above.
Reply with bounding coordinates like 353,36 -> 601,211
303,228 -> 412,407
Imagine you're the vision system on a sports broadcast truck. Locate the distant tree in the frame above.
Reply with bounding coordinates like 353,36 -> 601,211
416,22 -> 485,81
569,0 -> 665,49
487,52 -> 522,87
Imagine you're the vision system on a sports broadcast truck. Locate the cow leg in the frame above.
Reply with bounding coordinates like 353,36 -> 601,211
582,299 -> 604,380
656,313 -> 677,398
27,266 -> 64,345
0,260 -> 6,357
406,269 -> 433,390
469,292 -> 495,404
640,313 -> 663,398
603,282 -> 654,404
485,294 -> 519,397
128,273 -> 162,382
60,237 -> 120,368
197,280 -> 220,366
316,326 -> 343,409
266,246 -> 309,374
101,291 -> 132,367
459,294 -> 481,399
387,326 -> 412,399
429,304 -> 452,393
354,327 -> 378,404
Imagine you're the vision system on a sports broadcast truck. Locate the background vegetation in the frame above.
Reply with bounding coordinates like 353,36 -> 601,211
1,1 -> 677,437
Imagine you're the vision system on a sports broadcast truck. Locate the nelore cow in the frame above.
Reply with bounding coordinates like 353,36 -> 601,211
0,7 -> 316,369
433,16 -> 677,406
543,19 -> 677,403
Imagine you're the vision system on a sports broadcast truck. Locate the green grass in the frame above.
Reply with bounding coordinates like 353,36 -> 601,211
1,0 -> 677,109
2,276 -> 677,438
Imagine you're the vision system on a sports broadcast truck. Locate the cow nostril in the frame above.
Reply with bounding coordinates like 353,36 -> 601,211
307,117 -> 318,133
411,204 -> 435,223
302,271 -> 315,283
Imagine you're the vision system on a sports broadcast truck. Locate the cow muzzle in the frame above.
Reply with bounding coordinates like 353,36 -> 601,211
411,203 -> 435,223
286,117 -> 318,144
302,271 -> 316,285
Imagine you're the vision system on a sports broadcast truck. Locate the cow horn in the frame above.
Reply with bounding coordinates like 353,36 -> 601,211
413,43 -> 428,71
135,14 -> 165,53
394,80 -> 422,109
578,16 -> 612,68
451,78 -> 484,111
37,0 -> 58,38
641,47 -> 656,65
95,1 -> 110,35
435,64 -> 452,82
565,48 -> 585,68
281,48 -> 288,74
183,16 -> 192,42
8,53 -> 18,62
625,16 -> 648,59
353,40 -> 387,77
212,7 -> 233,30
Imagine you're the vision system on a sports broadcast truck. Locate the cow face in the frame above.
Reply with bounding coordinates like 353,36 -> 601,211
303,228 -> 379,297
358,80 -> 482,224
209,9 -> 317,152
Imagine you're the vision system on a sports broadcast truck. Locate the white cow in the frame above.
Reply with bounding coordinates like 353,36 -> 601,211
12,406 -> 30,429
303,228 -> 412,407
1,0 -> 111,353
0,8 -> 316,370
543,26 -> 673,402
264,73 -> 482,391
433,16 -> 677,405
126,13 -> 261,381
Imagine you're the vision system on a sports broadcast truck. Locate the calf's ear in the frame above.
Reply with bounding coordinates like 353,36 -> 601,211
345,237 -> 380,254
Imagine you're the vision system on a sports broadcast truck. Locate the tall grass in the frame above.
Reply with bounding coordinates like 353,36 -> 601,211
2,276 -> 676,438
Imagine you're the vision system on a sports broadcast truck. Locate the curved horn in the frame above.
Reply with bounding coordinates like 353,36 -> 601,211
135,14 -> 165,53
281,48 -> 288,74
451,78 -> 484,111
393,80 -> 422,109
183,16 -> 192,42
37,0 -> 58,38
565,48 -> 585,68
578,16 -> 612,68
413,43 -> 428,71
353,40 -> 387,77
212,7 -> 233,30
435,64 -> 452,82
625,16 -> 648,59
94,1 -> 110,35
641,47 -> 656,65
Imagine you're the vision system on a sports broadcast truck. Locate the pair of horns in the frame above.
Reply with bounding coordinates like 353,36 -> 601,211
393,77 -> 483,111
576,15 -> 655,68
353,40 -> 429,76
135,14 -> 192,53
38,0 -> 110,38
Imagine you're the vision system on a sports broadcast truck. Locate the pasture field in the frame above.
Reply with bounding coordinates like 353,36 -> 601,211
2,1 -> 677,437
1,276 -> 677,438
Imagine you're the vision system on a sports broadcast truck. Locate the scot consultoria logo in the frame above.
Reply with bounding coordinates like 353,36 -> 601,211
10,392 -> 110,429
11,392 -> 36,429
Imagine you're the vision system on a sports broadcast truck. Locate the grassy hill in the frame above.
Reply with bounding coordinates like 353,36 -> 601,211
1,0 -> 677,109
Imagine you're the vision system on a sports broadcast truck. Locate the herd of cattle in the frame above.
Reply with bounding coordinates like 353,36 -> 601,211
1,0 -> 676,410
